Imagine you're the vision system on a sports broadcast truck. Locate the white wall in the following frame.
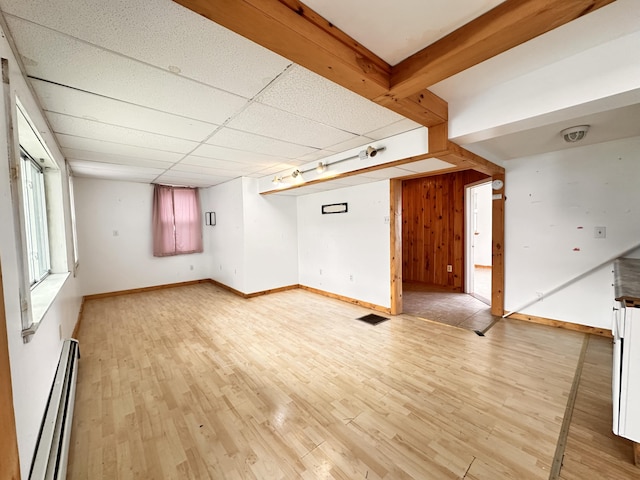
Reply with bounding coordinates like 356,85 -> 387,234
298,181 -> 391,308
0,25 -> 82,478
75,178 -> 210,295
243,178 -> 298,293
205,178 -> 246,292
505,136 -> 640,328
205,177 -> 298,294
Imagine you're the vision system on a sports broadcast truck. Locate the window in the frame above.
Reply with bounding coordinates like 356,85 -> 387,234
20,148 -> 51,286
152,184 -> 203,256
15,98 -> 71,337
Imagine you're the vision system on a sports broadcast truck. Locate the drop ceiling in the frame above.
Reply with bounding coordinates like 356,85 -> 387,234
0,0 -> 638,191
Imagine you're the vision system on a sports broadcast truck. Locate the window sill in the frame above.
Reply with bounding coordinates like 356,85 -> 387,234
22,272 -> 70,341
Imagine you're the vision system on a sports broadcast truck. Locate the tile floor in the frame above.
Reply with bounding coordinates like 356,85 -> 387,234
403,281 -> 500,333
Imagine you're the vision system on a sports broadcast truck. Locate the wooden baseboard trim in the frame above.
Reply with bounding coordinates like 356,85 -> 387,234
508,313 -> 612,338
83,279 -> 211,301
83,279 -> 389,316
207,279 -> 248,298
633,442 -> 640,467
245,284 -> 300,298
206,279 -> 299,299
299,285 -> 391,314
72,297 -> 85,339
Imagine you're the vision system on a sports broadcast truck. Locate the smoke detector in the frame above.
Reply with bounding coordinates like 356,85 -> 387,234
561,125 -> 589,143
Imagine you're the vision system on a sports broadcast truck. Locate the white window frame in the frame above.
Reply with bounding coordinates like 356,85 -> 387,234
20,148 -> 51,287
13,98 -> 71,342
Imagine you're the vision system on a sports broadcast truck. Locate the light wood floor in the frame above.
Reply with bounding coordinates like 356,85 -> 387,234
68,283 -> 638,479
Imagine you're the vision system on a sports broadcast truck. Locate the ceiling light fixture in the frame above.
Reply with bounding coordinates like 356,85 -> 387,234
561,125 -> 590,143
359,145 -> 384,160
272,145 -> 386,188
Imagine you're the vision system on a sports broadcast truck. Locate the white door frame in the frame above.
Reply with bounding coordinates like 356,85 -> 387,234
465,180 -> 492,297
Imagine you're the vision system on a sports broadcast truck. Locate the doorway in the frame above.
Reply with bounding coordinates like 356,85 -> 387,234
391,171 -> 504,331
465,181 -> 492,305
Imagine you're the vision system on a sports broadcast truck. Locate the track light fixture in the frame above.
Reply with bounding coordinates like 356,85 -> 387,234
358,145 -> 385,160
271,145 -> 386,188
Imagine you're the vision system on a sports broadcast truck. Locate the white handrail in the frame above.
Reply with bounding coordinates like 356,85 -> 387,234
503,242 -> 640,318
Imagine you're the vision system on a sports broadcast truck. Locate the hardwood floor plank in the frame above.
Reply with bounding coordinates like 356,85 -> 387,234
67,284 -> 633,479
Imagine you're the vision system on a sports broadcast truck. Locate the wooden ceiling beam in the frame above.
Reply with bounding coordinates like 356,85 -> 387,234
173,0 -> 448,126
389,0 -> 616,99
173,0 -> 612,175
174,0 -> 390,99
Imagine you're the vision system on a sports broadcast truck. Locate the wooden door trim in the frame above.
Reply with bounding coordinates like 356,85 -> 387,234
0,258 -> 21,479
390,179 -> 402,315
390,170 -> 505,316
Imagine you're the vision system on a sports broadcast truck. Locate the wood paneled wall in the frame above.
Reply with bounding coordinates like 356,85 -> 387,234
402,170 -> 488,290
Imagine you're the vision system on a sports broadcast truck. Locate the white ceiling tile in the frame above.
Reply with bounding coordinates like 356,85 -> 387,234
48,112 -> 199,153
1,0 -> 291,98
303,0 -> 503,65
250,162 -> 305,176
295,149 -> 336,163
396,158 -> 455,173
180,155 -> 265,173
257,66 -> 405,135
73,170 -> 157,183
32,79 -> 219,142
7,17 -> 247,124
69,159 -> 165,176
57,134 -> 184,162
169,163 -> 241,179
207,127 -> 318,159
227,102 -> 356,149
324,136 -> 376,153
70,162 -> 159,181
190,143 -> 286,166
63,148 -> 174,169
365,120 -> 423,140
153,173 -> 222,187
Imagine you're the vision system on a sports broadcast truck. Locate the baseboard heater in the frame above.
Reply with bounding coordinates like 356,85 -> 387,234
29,339 -> 80,480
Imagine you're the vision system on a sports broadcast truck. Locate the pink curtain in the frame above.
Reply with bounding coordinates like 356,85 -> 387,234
152,184 -> 203,256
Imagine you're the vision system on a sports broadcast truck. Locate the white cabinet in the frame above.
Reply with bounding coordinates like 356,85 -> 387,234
616,305 -> 640,442
613,258 -> 640,445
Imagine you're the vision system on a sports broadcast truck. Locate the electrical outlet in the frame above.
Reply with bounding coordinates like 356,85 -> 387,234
447,265 -> 453,273
319,269 -> 322,275
594,226 -> 606,238
189,265 -> 194,271
349,274 -> 353,281
384,216 -> 390,224
112,230 -> 119,237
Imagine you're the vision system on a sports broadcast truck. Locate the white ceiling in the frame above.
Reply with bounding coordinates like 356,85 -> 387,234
0,0 -> 638,192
